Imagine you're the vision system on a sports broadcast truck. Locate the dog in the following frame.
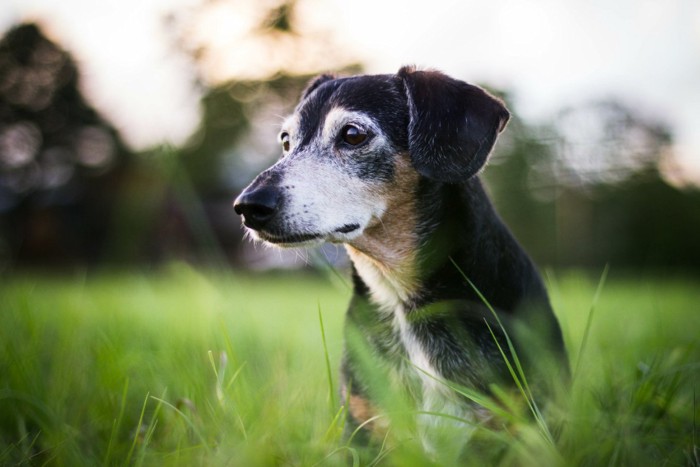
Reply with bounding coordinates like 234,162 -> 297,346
233,66 -> 565,454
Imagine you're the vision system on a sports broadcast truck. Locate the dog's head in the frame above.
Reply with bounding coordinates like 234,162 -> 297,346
233,67 -> 509,247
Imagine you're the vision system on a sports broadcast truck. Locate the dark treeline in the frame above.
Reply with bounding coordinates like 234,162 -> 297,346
1,22 -> 699,272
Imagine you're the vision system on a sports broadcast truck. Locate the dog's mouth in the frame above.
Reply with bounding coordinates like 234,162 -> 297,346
254,223 -> 361,246
334,223 -> 362,234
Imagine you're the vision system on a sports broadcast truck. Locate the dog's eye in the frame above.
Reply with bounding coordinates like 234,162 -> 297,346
341,125 -> 367,146
280,132 -> 291,152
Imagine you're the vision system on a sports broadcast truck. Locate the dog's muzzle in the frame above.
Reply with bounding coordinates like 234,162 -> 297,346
233,185 -> 280,231
234,175 -> 364,245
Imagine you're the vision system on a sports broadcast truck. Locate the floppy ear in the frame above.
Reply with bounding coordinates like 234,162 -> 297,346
301,73 -> 336,99
398,66 -> 510,183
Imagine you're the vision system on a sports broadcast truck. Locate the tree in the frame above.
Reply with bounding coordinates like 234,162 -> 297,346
486,96 -> 700,270
0,23 -> 131,265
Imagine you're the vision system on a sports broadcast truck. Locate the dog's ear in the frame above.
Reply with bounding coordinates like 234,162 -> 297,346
302,73 -> 336,99
398,66 -> 510,183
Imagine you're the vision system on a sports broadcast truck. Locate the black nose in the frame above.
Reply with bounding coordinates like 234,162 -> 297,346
233,185 -> 281,230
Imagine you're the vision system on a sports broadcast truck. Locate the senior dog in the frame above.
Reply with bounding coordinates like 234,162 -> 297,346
234,66 -> 565,453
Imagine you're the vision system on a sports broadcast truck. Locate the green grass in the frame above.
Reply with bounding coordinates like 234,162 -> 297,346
0,264 -> 698,466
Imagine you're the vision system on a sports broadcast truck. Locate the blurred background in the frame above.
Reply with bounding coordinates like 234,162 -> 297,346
1,0 -> 699,273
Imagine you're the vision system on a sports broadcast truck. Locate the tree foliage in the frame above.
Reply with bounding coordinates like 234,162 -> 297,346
0,20 -> 698,271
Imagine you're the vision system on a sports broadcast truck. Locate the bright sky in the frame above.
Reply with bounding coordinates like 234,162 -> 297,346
2,0 -> 699,182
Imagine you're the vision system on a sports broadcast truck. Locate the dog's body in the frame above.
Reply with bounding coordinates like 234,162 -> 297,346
234,67 -> 564,451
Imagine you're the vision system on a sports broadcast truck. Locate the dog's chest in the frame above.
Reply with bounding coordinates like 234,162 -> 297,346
353,261 -> 448,396
348,247 -> 464,406
385,303 -> 468,432
350,254 -> 476,449
391,304 -> 442,385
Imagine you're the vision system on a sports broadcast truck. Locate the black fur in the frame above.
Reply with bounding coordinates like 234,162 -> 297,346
343,177 -> 564,394
292,74 -> 410,183
398,66 -> 510,183
234,67 -> 566,450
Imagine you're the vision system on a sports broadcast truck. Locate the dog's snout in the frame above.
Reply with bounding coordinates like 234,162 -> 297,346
234,186 -> 281,230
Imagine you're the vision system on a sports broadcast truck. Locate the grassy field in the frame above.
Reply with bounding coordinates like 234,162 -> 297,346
0,264 -> 698,466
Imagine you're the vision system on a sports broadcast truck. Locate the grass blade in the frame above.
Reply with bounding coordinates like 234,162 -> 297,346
322,405 -> 347,442
448,257 -> 555,446
103,378 -> 129,465
318,303 -> 337,411
573,263 -> 609,381
125,392 -> 150,466
149,396 -> 211,455
483,319 -> 554,445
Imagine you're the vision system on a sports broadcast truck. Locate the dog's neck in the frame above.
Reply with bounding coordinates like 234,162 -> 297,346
344,156 -> 424,311
345,176 -> 460,313
345,229 -> 419,312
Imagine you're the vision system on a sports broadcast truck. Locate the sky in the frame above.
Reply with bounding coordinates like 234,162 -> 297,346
2,0 -> 699,183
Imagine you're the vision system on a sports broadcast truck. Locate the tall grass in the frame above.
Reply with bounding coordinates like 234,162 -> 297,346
0,264 -> 698,465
